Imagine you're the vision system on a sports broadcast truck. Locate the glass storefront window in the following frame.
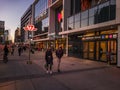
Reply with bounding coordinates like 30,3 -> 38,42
89,42 -> 94,52
110,0 -> 116,4
68,23 -> 74,30
67,0 -> 116,30
83,42 -> 88,52
81,19 -> 88,27
98,1 -> 109,23
68,16 -> 74,24
81,10 -> 88,20
35,0 -> 48,18
68,34 -> 83,58
42,17 -> 49,32
89,16 -> 94,25
110,0 -> 116,20
68,16 -> 74,30
89,8 -> 94,17
84,53 -> 88,58
75,13 -> 80,22
75,22 -> 80,29
83,42 -> 88,58
89,7 -> 98,17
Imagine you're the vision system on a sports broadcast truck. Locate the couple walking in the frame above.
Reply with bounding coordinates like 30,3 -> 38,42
45,46 -> 63,74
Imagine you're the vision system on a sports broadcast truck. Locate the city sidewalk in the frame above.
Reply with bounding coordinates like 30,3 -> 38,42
0,50 -> 120,90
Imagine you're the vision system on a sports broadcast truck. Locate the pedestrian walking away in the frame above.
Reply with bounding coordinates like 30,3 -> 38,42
56,46 -> 64,72
45,47 -> 53,74
11,45 -> 15,55
18,46 -> 22,56
3,44 -> 9,63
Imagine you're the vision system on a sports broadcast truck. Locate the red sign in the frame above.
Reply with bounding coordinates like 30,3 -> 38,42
23,25 -> 37,31
57,10 -> 63,23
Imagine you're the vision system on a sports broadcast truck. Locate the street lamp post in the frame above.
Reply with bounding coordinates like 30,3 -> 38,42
23,24 -> 37,64
28,38 -> 32,64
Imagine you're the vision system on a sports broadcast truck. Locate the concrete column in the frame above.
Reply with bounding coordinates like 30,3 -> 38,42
63,0 -> 71,31
66,35 -> 68,56
116,0 -> 120,24
117,25 -> 120,67
49,7 -> 55,33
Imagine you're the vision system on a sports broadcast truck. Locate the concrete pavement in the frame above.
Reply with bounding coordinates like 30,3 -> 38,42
0,49 -> 120,90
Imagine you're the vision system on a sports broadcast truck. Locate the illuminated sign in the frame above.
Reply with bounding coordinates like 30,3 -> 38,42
105,35 -> 108,38
101,35 -> 105,39
82,34 -> 117,40
23,25 -> 37,31
109,34 -> 112,38
113,34 -> 117,38
57,10 -> 63,23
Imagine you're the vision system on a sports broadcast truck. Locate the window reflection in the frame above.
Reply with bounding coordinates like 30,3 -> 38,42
89,7 -> 98,17
68,24 -> 74,30
68,16 -> 74,24
42,17 -> 49,32
110,0 -> 116,20
35,0 -> 48,18
81,10 -> 88,20
81,19 -> 88,27
75,22 -> 80,29
98,2 -> 109,23
75,13 -> 80,22
89,17 -> 94,25
67,0 -> 116,30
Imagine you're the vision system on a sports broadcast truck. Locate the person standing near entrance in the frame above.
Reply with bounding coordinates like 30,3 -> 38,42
100,47 -> 103,59
56,46 -> 64,72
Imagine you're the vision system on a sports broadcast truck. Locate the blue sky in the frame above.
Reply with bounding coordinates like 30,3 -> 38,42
0,0 -> 34,41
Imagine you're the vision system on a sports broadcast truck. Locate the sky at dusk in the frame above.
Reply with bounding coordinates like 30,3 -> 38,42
0,0 -> 34,41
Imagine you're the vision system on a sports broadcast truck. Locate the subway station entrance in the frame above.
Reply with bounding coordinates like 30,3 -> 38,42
83,39 -> 117,64
68,30 -> 117,65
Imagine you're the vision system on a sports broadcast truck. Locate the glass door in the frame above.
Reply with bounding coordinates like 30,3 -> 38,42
83,42 -> 88,59
108,40 -> 117,64
96,41 -> 99,60
100,41 -> 107,62
88,42 -> 94,59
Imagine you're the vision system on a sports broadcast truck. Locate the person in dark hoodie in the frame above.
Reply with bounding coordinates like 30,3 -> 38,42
45,47 -> 53,74
56,46 -> 63,72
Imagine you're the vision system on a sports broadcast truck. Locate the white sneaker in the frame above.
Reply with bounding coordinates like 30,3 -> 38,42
46,71 -> 49,74
50,71 -> 52,74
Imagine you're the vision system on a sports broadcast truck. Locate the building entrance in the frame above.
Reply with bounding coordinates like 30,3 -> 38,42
97,40 -> 117,64
83,40 -> 117,64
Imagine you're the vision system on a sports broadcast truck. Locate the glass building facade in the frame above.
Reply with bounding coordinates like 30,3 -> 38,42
34,0 -> 49,35
67,0 -> 117,65
35,0 -> 48,18
67,0 -> 116,31
33,0 -> 49,50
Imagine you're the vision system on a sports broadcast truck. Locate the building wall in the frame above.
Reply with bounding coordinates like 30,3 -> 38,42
49,7 -> 55,34
116,0 -> 120,67
59,0 -> 120,66
116,0 -> 120,24
63,0 -> 70,32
